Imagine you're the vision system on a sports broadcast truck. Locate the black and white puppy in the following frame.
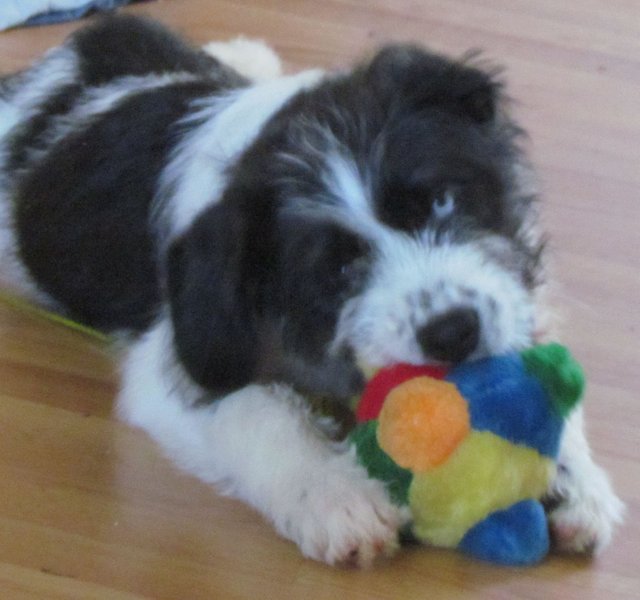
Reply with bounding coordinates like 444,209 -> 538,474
0,15 -> 622,566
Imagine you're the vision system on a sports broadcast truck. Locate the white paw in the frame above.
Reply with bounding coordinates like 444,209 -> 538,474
275,452 -> 409,567
545,463 -> 625,555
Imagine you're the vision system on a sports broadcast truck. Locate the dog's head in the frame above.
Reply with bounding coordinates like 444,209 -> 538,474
166,45 -> 543,400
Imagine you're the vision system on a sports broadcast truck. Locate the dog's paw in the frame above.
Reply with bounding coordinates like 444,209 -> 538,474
544,462 -> 625,555
275,452 -> 409,567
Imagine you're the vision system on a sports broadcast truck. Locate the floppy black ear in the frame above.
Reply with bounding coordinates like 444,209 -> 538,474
166,201 -> 258,393
366,45 -> 500,124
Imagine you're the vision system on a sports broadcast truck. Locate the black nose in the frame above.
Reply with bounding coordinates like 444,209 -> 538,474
418,307 -> 480,363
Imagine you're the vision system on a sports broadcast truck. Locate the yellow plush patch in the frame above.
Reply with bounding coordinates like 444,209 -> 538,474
377,377 -> 470,472
409,431 -> 555,547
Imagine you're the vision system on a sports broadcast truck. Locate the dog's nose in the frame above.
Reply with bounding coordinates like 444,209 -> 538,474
418,307 -> 480,363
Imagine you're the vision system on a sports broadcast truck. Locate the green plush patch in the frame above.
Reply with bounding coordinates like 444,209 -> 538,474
350,420 -> 413,506
521,343 -> 585,417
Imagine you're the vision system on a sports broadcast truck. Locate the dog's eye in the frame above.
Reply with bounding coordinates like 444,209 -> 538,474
339,257 -> 362,279
339,255 -> 369,288
432,190 -> 456,219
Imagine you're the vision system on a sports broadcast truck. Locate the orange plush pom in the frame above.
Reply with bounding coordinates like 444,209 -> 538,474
377,377 -> 470,472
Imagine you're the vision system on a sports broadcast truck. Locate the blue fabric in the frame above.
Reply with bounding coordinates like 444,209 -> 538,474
446,354 -> 564,458
9,1 -> 146,29
458,500 -> 549,566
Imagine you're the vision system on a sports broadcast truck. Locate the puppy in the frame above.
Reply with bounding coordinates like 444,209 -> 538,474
0,15 -> 622,566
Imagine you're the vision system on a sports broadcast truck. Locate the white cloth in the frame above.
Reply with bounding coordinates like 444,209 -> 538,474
0,0 -> 136,30
1,1 -> 88,29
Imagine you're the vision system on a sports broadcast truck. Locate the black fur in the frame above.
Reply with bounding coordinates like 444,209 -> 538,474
167,200 -> 261,392
9,16 -> 249,332
365,45 -> 501,124
166,176 -> 368,399
14,81 -> 219,331
7,16 -> 541,402
376,115 -> 509,234
72,14 -> 244,86
365,47 -> 527,238
9,15 -> 246,174
276,219 -> 370,356
164,40 -> 537,396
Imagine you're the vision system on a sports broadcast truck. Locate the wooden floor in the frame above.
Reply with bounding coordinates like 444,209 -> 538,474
1,1 -> 639,598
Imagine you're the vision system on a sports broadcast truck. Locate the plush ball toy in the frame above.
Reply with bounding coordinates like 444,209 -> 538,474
350,343 -> 585,566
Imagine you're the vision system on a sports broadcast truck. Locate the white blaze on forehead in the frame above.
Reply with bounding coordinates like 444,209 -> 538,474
324,154 -> 373,223
286,150 -> 395,244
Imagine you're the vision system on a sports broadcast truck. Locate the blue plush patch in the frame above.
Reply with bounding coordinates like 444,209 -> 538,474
458,499 -> 549,566
447,355 -> 564,458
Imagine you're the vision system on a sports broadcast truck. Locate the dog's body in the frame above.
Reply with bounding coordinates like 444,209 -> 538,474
0,15 -> 622,566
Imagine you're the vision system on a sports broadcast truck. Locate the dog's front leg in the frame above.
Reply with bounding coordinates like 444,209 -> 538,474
545,407 -> 624,554
117,319 -> 406,568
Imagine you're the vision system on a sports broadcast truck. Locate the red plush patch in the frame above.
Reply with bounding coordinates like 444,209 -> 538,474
355,363 -> 449,422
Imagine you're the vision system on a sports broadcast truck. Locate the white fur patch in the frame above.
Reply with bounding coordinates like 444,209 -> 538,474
0,99 -> 21,142
20,72 -> 201,172
335,234 -> 534,368
155,69 -> 325,243
0,45 -> 79,128
322,153 -> 383,237
203,37 -> 283,82
548,407 -> 625,553
118,316 -> 407,566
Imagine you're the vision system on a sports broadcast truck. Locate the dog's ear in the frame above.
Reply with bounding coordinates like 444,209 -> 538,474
166,201 -> 259,393
366,45 -> 500,124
